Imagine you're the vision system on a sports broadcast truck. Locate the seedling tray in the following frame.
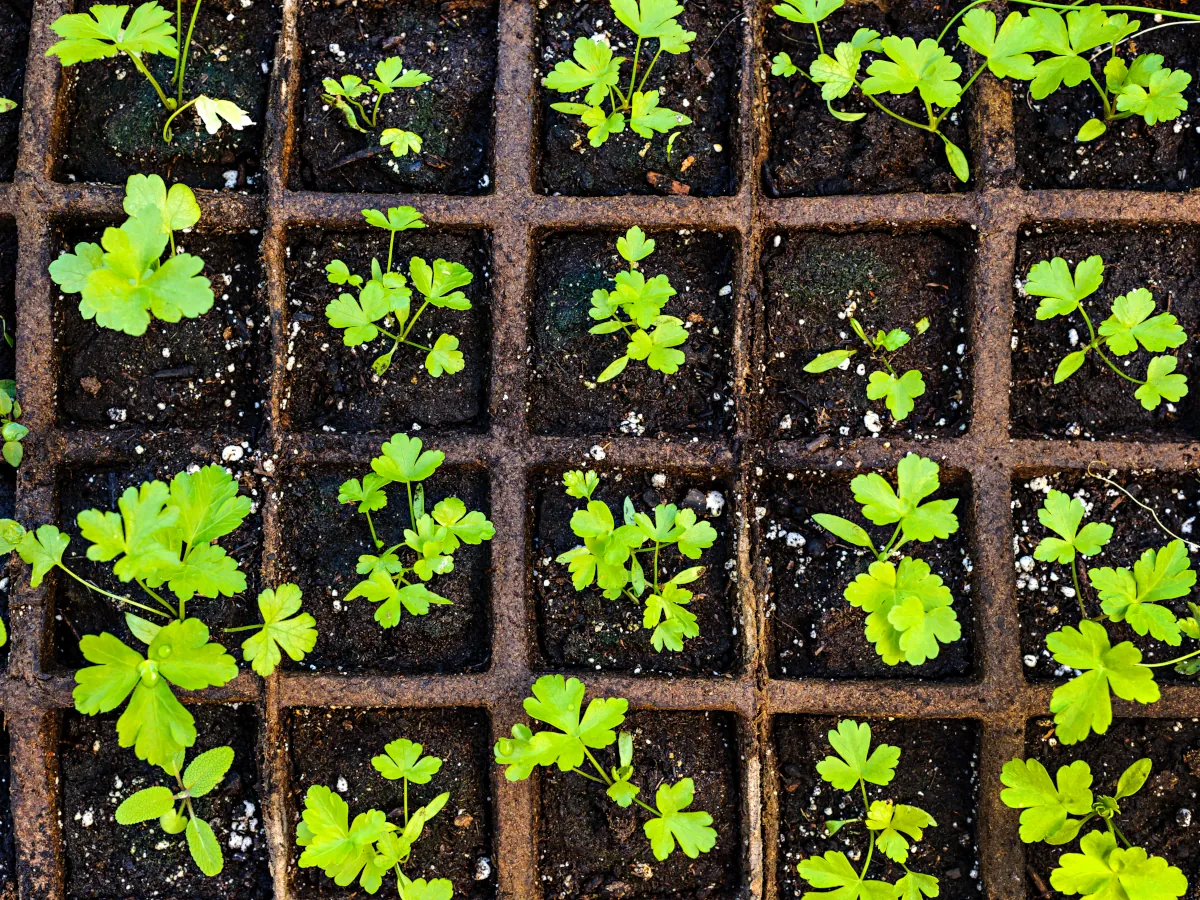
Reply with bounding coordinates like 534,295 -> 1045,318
1,0 -> 1199,897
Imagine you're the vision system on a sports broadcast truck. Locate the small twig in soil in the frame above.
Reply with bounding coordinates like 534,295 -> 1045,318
323,145 -> 388,172
647,172 -> 690,194
152,366 -> 196,380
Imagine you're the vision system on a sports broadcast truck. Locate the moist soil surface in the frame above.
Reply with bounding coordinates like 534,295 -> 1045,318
529,229 -> 736,437
293,0 -> 497,194
281,228 -> 491,433
0,0 -> 29,182
1024,717 -> 1200,897
274,462 -> 491,673
57,0 -> 278,190
54,229 -> 269,434
1012,228 -> 1200,440
532,467 -> 736,675
288,707 -> 495,900
759,231 -> 972,443
1012,470 -> 1200,682
759,468 -> 976,679
763,0 -> 971,197
774,717 -> 982,899
0,728 -> 13,895
536,0 -> 741,196
59,705 -> 271,900
0,227 -> 15,381
538,710 -> 741,900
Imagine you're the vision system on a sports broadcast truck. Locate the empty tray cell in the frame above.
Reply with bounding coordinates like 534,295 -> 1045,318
0,0 -> 28,182
759,466 -> 976,680
53,0 -> 279,190
531,466 -> 737,675
281,226 -> 491,433
288,707 -> 496,900
0,224 -> 15,380
274,461 -> 491,673
529,228 -> 736,437
293,0 -> 497,194
1012,227 -> 1199,440
773,716 -> 981,899
59,705 -> 270,899
538,708 -> 742,898
760,230 -> 972,442
536,0 -> 741,196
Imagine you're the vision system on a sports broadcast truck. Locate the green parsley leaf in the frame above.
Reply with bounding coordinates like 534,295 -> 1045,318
866,369 -> 926,421
1117,66 -> 1191,125
76,480 -> 180,583
14,524 -> 71,587
563,470 -> 600,500
1033,490 -> 1113,564
372,738 -> 443,783
611,0 -> 696,52
797,850 -> 897,900
771,52 -> 799,77
296,785 -> 395,890
643,778 -> 716,860
850,454 -> 959,543
425,333 -> 465,378
999,757 -> 1093,844
816,719 -> 900,790
865,800 -> 935,864
1099,288 -> 1187,356
1134,355 -> 1188,410
617,226 -> 655,263
1091,540 -> 1194,645
895,871 -> 940,900
630,90 -> 690,138
544,37 -> 625,106
370,56 -> 431,93
810,42 -> 864,101
48,2 -> 178,66
381,128 -> 422,157
1025,255 -> 1104,320
861,36 -> 962,108
520,674 -> 628,771
241,583 -> 318,676
845,557 -> 957,665
123,174 -> 200,234
1050,830 -> 1187,900
372,433 -> 444,484
772,0 -> 843,25
958,9 -> 1039,80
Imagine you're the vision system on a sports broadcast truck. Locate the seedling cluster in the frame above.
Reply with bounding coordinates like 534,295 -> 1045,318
322,56 -> 432,158
0,380 -> 26,468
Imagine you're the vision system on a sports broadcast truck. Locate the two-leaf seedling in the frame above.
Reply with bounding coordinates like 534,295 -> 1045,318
322,56 -> 432,158
0,380 -> 26,468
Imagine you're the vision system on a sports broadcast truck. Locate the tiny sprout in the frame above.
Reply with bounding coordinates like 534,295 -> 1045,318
322,55 -> 432,158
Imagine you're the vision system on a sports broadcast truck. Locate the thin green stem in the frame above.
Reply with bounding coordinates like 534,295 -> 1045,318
404,778 -> 409,826
162,96 -> 199,143
399,298 -> 434,343
173,0 -> 183,84
1086,74 -> 1113,119
387,230 -> 398,274
628,37 -> 644,103
636,46 -> 666,94
1008,0 -> 1200,24
565,766 -> 607,784
137,578 -> 181,620
1070,558 -> 1088,620
406,482 -> 415,526
1143,648 -> 1200,668
370,93 -> 384,130
59,563 -> 173,619
221,624 -> 261,633
812,22 -> 825,57
125,51 -> 173,111
858,86 -> 935,132
1093,344 -> 1145,384
365,510 -> 383,549
652,542 -> 661,593
582,747 -> 613,786
936,0 -> 990,43
176,0 -> 205,106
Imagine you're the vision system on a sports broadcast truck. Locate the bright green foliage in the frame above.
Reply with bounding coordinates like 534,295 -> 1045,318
325,206 -> 475,380
1000,758 -> 1093,844
865,801 -> 935,864
240,583 -> 318,676
816,720 -> 899,790
372,739 -> 442,784
50,175 -> 212,336
341,433 -> 494,630
321,56 -> 431,157
0,380 -> 27,468
494,675 -> 717,861
555,469 -> 717,652
1034,490 -> 1114,564
1053,832 -> 1188,900
1091,540 -> 1195,645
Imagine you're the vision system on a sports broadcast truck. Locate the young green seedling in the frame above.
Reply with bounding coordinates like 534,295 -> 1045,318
297,737 -> 453,899
0,99 -> 15,114
1001,755 -> 1188,900
47,1 -> 254,143
495,674 -> 718,861
804,314 -> 931,422
796,720 -> 941,900
555,469 -> 718,652
812,453 -> 963,666
322,56 -> 432,158
339,433 -> 494,630
588,227 -> 688,382
1023,254 -> 1189,411
543,0 -> 694,148
325,206 -> 475,379
0,380 -> 27,467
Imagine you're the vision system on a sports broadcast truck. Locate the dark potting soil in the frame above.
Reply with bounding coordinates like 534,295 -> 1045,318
0,226 -> 15,381
293,0 -> 497,194
57,0 -> 278,190
759,231 -> 972,443
53,228 -> 269,434
774,717 -> 982,899
536,0 -> 741,196
529,229 -> 736,437
281,227 -> 491,433
532,467 -> 736,675
759,468 -> 976,680
0,0 -> 29,182
1024,717 -> 1200,898
1012,470 -> 1200,683
59,705 -> 271,900
274,462 -> 491,673
1012,228 -> 1200,440
0,469 -> 13,671
763,0 -> 971,197
53,450 -> 264,669
1015,0 -> 1200,191
0,728 -> 13,895
539,710 -> 742,900
288,707 -> 495,900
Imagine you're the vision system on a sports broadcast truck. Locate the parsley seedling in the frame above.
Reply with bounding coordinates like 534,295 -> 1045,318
297,737 -> 453,899
543,0 -> 695,148
325,206 -> 476,379
495,675 -> 718,860
47,1 -> 255,143
322,56 -> 432,159
339,433 -> 494,630
555,469 -> 718,652
0,380 -> 27,468
812,454 -> 963,666
0,99 -> 14,115
796,719 -> 940,900
1001,755 -> 1188,900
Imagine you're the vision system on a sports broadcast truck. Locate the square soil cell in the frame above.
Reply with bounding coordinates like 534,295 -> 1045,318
759,231 -> 972,443
763,0 -> 971,197
1012,228 -> 1200,440
773,716 -> 981,899
1023,716 -> 1200,895
273,460 -> 491,673
0,0 -> 29,182
292,0 -> 497,194
758,467 -> 976,680
288,707 -> 496,899
53,226 -> 270,434
539,709 -> 742,899
536,0 -> 741,196
529,229 -> 736,437
281,227 -> 491,433
55,0 -> 278,190
1012,470 -> 1200,683
52,449 -> 264,669
59,705 -> 271,899
531,466 -> 737,675
0,225 -> 15,381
